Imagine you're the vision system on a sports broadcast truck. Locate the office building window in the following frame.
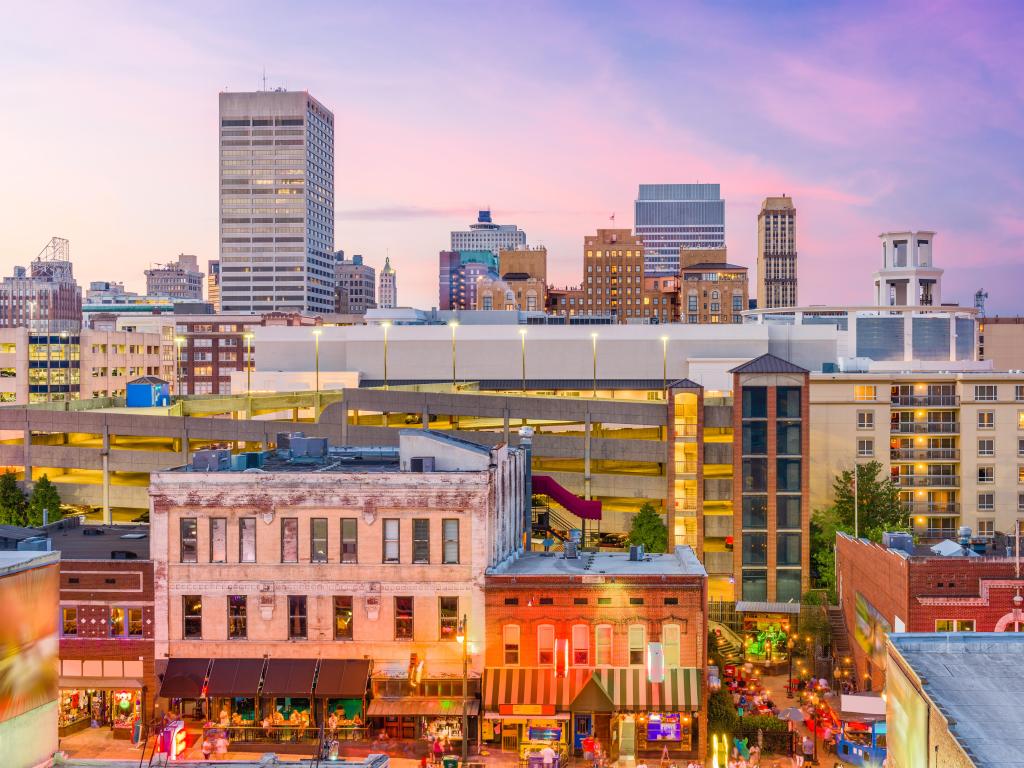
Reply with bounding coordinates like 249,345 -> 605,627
182,595 -> 202,639
439,596 -> 458,641
228,595 -> 247,639
572,624 -> 590,665
978,439 -> 994,457
341,518 -> 358,563
975,385 -> 997,401
857,411 -> 874,429
334,596 -> 354,640
978,466 -> 994,483
311,518 -> 328,563
742,496 -> 768,529
742,422 -> 768,454
503,625 -> 520,665
742,570 -> 768,601
978,493 -> 994,511
777,496 -> 801,529
854,385 -> 877,401
180,518 -> 198,563
412,519 -> 430,564
394,596 -> 414,640
777,533 -> 801,566
742,458 -> 768,492
628,625 -> 646,665
442,519 -> 460,564
288,595 -> 307,639
857,439 -> 874,458
777,387 -> 801,418
978,411 -> 995,429
742,387 -> 767,418
537,624 -> 555,665
662,624 -> 681,668
776,570 -> 802,603
595,625 -> 612,666
281,518 -> 298,563
239,518 -> 256,563
742,533 -> 768,566
777,459 -> 802,491
210,518 -> 227,563
383,519 -> 400,563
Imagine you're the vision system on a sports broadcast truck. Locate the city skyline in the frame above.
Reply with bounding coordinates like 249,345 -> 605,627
2,1 -> 1023,313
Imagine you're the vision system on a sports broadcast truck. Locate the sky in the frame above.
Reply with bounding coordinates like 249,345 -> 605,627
1,0 -> 1022,313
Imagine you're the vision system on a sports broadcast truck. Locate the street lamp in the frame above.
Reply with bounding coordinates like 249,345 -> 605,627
449,321 -> 459,389
243,333 -> 254,394
174,336 -> 186,397
518,328 -> 527,391
456,613 -> 470,761
590,332 -> 598,398
787,637 -> 795,699
312,329 -> 323,395
661,335 -> 669,395
381,322 -> 391,389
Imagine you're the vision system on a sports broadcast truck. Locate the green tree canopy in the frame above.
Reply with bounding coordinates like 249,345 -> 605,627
627,502 -> 669,553
0,472 -> 28,526
27,475 -> 62,527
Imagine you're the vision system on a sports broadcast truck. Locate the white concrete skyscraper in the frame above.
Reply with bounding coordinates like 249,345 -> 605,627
218,90 -> 335,314
378,256 -> 397,308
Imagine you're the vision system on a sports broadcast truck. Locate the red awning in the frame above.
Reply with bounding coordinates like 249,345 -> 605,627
532,475 -> 602,521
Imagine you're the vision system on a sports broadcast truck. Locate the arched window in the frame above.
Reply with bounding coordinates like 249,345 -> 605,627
595,624 -> 612,666
572,624 -> 590,665
628,624 -> 645,665
662,623 -> 681,668
537,624 -> 555,665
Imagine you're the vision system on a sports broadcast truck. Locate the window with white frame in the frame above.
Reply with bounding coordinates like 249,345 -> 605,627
857,411 -> 874,430
854,385 -> 877,402
537,624 -> 555,665
1017,385 -> 1024,402
1019,492 -> 1024,513
1019,438 -> 1024,458
978,438 -> 994,457
595,625 -> 612,666
978,519 -> 994,537
662,624 -> 681,668
1019,466 -> 1024,484
979,466 -> 995,484
857,439 -> 874,458
572,624 -> 590,665
978,493 -> 994,511
503,625 -> 520,665
978,411 -> 995,429
975,385 -> 998,401
628,625 -> 645,665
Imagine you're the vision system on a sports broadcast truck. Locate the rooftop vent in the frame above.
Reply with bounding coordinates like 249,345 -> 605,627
409,456 -> 435,473
629,544 -> 645,561
193,449 -> 231,472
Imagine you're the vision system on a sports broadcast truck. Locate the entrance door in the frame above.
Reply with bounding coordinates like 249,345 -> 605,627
574,714 -> 592,752
501,724 -> 519,752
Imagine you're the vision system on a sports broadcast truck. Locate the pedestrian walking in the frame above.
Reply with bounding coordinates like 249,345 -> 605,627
801,736 -> 814,765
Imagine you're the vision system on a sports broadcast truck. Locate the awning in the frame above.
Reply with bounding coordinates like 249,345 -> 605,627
592,668 -> 702,712
367,699 -> 480,717
60,677 -> 143,691
315,659 -> 372,698
483,668 -> 591,714
158,659 -> 211,699
262,659 -> 317,697
735,601 -> 802,615
206,658 -> 266,698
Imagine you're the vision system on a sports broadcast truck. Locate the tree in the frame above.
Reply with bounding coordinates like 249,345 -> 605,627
0,472 -> 28,526
627,502 -> 668,553
27,475 -> 62,526
707,688 -> 739,734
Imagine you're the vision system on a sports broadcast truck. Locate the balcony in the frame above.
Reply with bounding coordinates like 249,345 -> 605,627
896,474 -> 959,488
890,448 -> 959,462
891,421 -> 959,434
902,501 -> 960,516
890,394 -> 959,408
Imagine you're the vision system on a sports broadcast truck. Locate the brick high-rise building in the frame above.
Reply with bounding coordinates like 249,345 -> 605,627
756,196 -> 797,309
583,229 -> 646,322
679,247 -> 748,324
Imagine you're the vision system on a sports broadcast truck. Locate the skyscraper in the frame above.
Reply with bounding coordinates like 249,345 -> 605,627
634,184 -> 725,275
378,256 -> 397,308
756,196 -> 797,309
450,210 -> 526,255
218,90 -> 335,314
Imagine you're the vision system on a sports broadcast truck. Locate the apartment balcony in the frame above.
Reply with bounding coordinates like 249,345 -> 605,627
895,474 -> 960,488
891,421 -> 959,434
890,448 -> 960,462
890,394 -> 959,408
902,501 -> 960,516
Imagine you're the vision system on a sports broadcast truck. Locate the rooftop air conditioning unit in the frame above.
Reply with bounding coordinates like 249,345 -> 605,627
409,456 -> 435,473
193,449 -> 231,472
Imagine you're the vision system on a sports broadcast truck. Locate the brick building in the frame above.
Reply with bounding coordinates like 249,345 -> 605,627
679,248 -> 748,325
836,531 -> 1024,691
483,548 -> 707,762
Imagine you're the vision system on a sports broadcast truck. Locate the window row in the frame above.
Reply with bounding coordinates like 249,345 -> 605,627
741,387 -> 803,419
740,532 -> 802,566
61,606 -> 143,637
973,385 -> 1024,402
500,622 -> 686,667
977,438 -> 1024,456
742,459 -> 802,492
741,496 -> 801,530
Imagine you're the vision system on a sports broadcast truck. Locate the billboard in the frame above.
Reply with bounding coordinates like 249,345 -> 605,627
853,591 -> 892,665
886,654 -> 928,768
0,561 -> 59,724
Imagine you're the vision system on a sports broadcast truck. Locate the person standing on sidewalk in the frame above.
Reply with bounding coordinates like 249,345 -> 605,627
802,736 -> 814,765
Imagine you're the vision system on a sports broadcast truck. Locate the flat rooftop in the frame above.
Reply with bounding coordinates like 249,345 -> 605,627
890,633 -> 1024,767
0,549 -> 60,576
47,524 -> 151,560
489,546 -> 707,578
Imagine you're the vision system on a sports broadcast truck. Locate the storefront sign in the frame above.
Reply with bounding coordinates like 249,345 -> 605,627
499,704 -> 555,716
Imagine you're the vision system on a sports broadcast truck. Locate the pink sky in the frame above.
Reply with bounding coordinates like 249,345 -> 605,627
1,1 -> 1022,313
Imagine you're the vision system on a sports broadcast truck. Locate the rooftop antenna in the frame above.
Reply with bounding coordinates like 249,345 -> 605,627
261,67 -> 268,91
974,289 -> 988,316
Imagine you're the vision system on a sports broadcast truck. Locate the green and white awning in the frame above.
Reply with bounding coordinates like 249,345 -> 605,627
591,668 -> 702,712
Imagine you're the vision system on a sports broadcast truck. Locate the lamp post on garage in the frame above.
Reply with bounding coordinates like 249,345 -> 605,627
456,614 -> 470,761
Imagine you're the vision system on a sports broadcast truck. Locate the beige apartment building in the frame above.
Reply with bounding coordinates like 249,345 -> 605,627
810,372 -> 1024,539
978,316 -> 1024,371
756,196 -> 797,309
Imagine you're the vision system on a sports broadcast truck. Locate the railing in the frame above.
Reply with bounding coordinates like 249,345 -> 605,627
902,501 -> 960,515
891,448 -> 959,461
891,421 -> 959,434
890,395 -> 959,407
203,723 -> 367,745
895,475 -> 960,488
920,528 -> 960,540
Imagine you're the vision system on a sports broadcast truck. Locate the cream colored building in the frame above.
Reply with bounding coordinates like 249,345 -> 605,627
810,372 -> 1024,538
978,316 -> 1024,371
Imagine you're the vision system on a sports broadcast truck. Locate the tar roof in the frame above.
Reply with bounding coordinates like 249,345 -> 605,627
890,633 -> 1024,768
47,524 -> 151,560
489,547 -> 707,578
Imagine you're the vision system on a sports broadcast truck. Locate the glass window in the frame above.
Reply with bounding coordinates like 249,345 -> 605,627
777,533 -> 802,566
311,518 -> 328,563
1017,385 -> 1024,402
854,385 -> 877,402
341,518 -> 357,563
662,624 -> 681,668
394,596 -> 414,640
595,625 -> 612,666
110,607 -> 125,637
776,570 -> 802,603
777,459 -> 802,492
538,624 -> 555,665
239,518 -> 256,563
777,422 -> 801,455
978,493 -> 994,511
857,438 -> 874,458
412,519 -> 430,564
127,608 -> 143,637
288,595 -> 307,639
503,625 -> 520,665
383,519 -> 400,563
628,625 -> 645,665
936,619 -> 975,632
857,411 -> 874,429
1018,411 -> 1024,430
776,387 -> 801,418
978,411 -> 994,429
182,595 -> 202,639
978,466 -> 994,483
443,519 -> 460,564
180,518 -> 198,563
228,595 -> 247,639
1019,438 -> 1024,458
978,519 -> 994,537
978,439 -> 994,457
742,422 -> 767,455
742,533 -> 768,566
742,387 -> 767,418
975,385 -> 997,401
741,570 -> 767,601
62,607 -> 77,636
281,518 -> 298,562
334,596 -> 354,640
572,624 -> 590,665
742,496 -> 767,529
210,518 -> 227,563
439,596 -> 458,641
777,496 -> 801,529
742,458 -> 768,492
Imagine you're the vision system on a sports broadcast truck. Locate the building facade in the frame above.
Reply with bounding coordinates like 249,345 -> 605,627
378,257 -> 397,309
583,229 -> 648,322
218,90 -> 336,314
207,260 -> 221,311
680,248 -> 748,325
634,184 -> 725,276
145,254 -> 204,300
450,210 -> 527,255
0,237 -> 82,334
439,251 -> 498,311
873,231 -> 941,307
756,196 -> 797,309
334,253 -> 376,315
978,316 -> 1024,371
476,276 -> 546,312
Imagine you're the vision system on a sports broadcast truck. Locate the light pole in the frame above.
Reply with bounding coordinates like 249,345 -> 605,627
787,638 -> 795,698
174,336 -> 186,398
243,333 -> 254,394
661,335 -> 669,395
456,613 -> 470,761
519,328 -> 527,391
381,322 -> 391,389
449,321 -> 459,389
590,332 -> 598,398
312,329 -> 322,395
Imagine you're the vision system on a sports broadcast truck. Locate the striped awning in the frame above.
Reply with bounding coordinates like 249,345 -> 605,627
592,668 -> 702,712
483,668 -> 591,714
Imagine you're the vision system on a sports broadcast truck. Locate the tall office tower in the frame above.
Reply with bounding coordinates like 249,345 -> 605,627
218,90 -> 335,314
334,252 -> 376,315
874,231 -> 942,307
450,210 -> 527,255
378,256 -> 397,308
0,237 -> 82,333
145,254 -> 204,300
207,260 -> 221,310
634,184 -> 725,275
756,196 -> 798,308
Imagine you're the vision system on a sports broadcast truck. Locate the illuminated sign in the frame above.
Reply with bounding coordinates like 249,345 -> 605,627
498,704 -> 555,716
